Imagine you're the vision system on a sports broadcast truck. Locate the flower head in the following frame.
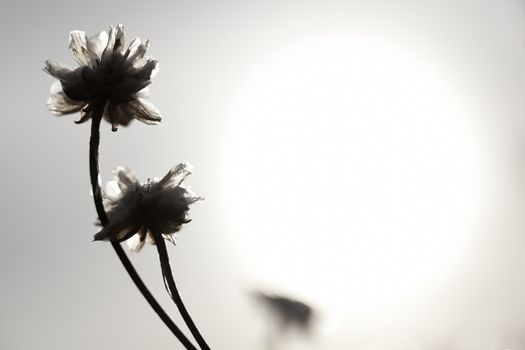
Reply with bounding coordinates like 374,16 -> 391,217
94,162 -> 201,251
253,291 -> 315,332
44,24 -> 161,131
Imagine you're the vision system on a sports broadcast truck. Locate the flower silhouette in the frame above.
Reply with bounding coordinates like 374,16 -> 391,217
254,291 -> 315,332
44,24 -> 161,131
94,162 -> 201,251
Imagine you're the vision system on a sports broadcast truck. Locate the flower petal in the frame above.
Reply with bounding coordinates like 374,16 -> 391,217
126,38 -> 149,64
94,221 -> 141,242
145,232 -> 156,245
184,187 -> 202,204
149,58 -> 160,79
87,30 -> 109,64
74,107 -> 92,124
101,24 -> 125,62
133,58 -> 158,81
126,232 -> 146,252
103,180 -> 122,201
135,86 -> 151,99
46,81 -> 86,115
43,60 -> 74,80
113,166 -> 138,193
163,233 -> 178,246
125,98 -> 162,125
113,24 -> 125,52
68,31 -> 91,66
49,80 -> 62,95
101,25 -> 117,62
158,162 -> 193,189
102,102 -> 132,130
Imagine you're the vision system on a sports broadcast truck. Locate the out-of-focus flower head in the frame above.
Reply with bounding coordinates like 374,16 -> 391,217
44,24 -> 161,131
253,291 -> 315,332
94,162 -> 201,251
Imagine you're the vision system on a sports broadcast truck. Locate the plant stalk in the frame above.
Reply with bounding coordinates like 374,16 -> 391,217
89,99 -> 197,350
152,228 -> 211,350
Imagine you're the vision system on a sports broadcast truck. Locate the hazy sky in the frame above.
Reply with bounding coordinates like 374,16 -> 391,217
2,0 -> 525,349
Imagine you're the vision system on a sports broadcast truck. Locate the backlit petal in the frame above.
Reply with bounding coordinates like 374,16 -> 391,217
145,232 -> 156,245
104,180 -> 122,201
68,31 -> 91,66
133,58 -> 158,81
125,98 -> 162,125
128,39 -> 150,65
101,25 -> 117,62
43,60 -> 74,80
113,24 -> 125,52
158,162 -> 193,189
87,30 -> 109,64
113,166 -> 138,193
46,81 -> 86,115
127,232 -> 146,252
134,86 -> 150,99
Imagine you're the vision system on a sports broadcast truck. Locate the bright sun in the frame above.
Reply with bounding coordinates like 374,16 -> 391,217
222,35 -> 483,323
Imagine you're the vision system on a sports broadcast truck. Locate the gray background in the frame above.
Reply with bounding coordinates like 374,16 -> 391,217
2,0 -> 525,349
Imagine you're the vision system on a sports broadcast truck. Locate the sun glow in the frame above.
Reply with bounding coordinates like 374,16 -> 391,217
222,36 -> 483,322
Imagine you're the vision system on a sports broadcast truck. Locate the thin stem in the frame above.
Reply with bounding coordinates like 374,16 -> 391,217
152,229 -> 211,350
89,101 -> 108,224
89,99 -> 197,350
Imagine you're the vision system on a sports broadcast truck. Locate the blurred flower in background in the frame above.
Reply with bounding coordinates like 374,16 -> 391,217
44,24 -> 161,131
252,290 -> 317,350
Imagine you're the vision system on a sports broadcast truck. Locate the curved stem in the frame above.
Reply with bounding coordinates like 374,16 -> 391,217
152,229 -> 211,350
89,100 -> 197,350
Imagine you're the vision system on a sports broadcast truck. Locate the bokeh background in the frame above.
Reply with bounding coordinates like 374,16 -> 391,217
2,0 -> 525,349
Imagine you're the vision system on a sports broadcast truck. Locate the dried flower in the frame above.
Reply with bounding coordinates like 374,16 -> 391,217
44,24 -> 161,131
94,162 -> 201,251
